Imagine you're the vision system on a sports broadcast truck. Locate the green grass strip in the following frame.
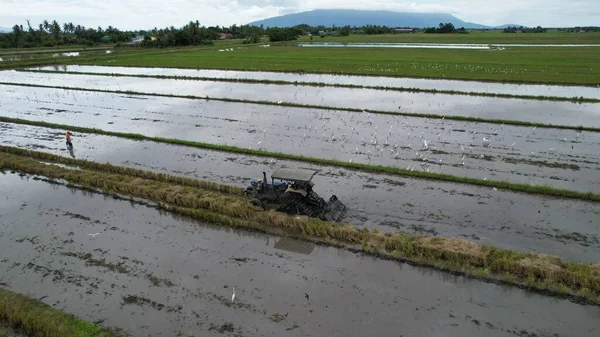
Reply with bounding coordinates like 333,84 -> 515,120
0,288 -> 125,337
1,150 -> 599,306
0,145 -> 241,195
1,116 -> 599,202
19,69 -> 600,104
1,81 -> 597,133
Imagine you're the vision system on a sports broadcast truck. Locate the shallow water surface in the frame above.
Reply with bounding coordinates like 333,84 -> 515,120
0,173 -> 598,337
33,65 -> 600,99
2,86 -> 599,192
2,122 -> 599,263
2,71 -> 599,127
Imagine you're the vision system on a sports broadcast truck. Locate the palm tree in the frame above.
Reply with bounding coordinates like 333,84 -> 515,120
51,20 -> 61,42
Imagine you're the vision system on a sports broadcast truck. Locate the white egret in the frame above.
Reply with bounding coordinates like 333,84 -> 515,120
232,287 -> 236,302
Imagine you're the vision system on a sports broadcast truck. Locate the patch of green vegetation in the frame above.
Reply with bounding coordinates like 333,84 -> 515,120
208,293 -> 253,311
60,252 -> 129,274
75,43 -> 600,85
121,295 -> 165,311
268,313 -> 287,323
296,31 -> 600,44
19,69 -> 600,103
1,83 -> 597,134
0,144 -> 241,195
1,120 -> 599,203
0,288 -> 125,337
0,324 -> 27,337
208,323 -> 235,334
145,273 -> 174,287
1,150 -> 599,306
503,157 -> 580,171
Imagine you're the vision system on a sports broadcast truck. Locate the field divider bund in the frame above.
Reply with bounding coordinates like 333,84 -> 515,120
0,81 -> 598,133
76,57 -> 600,87
0,116 -> 598,202
1,147 -> 599,306
17,69 -> 600,104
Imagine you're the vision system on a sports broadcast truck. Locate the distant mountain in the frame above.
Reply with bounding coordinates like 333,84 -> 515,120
494,24 -> 524,29
248,9 -> 514,29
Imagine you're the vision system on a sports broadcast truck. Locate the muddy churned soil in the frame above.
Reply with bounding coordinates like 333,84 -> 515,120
1,173 -> 599,337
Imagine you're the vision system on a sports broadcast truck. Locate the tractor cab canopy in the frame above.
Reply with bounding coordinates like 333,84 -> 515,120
271,168 -> 318,196
271,168 -> 317,182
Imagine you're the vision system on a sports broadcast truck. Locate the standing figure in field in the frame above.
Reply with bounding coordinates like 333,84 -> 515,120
66,132 -> 73,149
65,132 -> 75,158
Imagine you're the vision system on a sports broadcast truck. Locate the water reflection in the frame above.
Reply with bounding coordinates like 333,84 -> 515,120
67,144 -> 75,158
30,65 -> 600,100
273,237 -> 315,255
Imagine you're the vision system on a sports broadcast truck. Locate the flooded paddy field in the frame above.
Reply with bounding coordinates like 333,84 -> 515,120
33,65 -> 600,99
1,172 -> 599,337
2,71 -> 600,127
2,85 -> 599,192
2,122 -> 599,263
0,50 -> 112,63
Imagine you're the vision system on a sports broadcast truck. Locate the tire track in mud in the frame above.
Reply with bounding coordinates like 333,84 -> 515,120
1,122 -> 599,263
1,172 -> 598,337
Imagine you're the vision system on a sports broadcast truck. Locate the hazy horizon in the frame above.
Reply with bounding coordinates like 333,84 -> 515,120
0,0 -> 598,30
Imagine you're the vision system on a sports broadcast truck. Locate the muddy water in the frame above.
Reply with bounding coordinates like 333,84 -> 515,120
1,173 -> 598,337
2,85 -> 599,192
32,65 -> 600,100
2,122 -> 599,263
2,71 -> 600,127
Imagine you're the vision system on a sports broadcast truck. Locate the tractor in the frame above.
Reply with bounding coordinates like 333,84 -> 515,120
243,167 -> 346,222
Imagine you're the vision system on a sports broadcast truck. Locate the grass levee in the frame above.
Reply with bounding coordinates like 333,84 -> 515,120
1,149 -> 599,306
77,43 -> 600,86
18,69 -> 600,104
294,31 -> 600,45
0,287 -> 124,337
1,118 -> 599,202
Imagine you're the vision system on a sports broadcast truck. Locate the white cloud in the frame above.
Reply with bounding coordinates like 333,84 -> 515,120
0,0 -> 598,29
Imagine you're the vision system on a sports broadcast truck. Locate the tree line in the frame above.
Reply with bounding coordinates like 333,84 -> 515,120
503,26 -> 547,33
0,20 -> 138,48
3,19 -> 594,48
424,23 -> 468,34
0,19 -> 267,49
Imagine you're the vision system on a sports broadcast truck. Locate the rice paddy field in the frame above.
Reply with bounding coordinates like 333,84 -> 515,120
70,43 -> 600,85
1,40 -> 600,337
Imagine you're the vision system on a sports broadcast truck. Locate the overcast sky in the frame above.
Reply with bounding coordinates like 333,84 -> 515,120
0,0 -> 598,30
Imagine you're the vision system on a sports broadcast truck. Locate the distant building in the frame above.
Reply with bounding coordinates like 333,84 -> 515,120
393,29 -> 413,34
219,33 -> 234,40
129,35 -> 145,44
